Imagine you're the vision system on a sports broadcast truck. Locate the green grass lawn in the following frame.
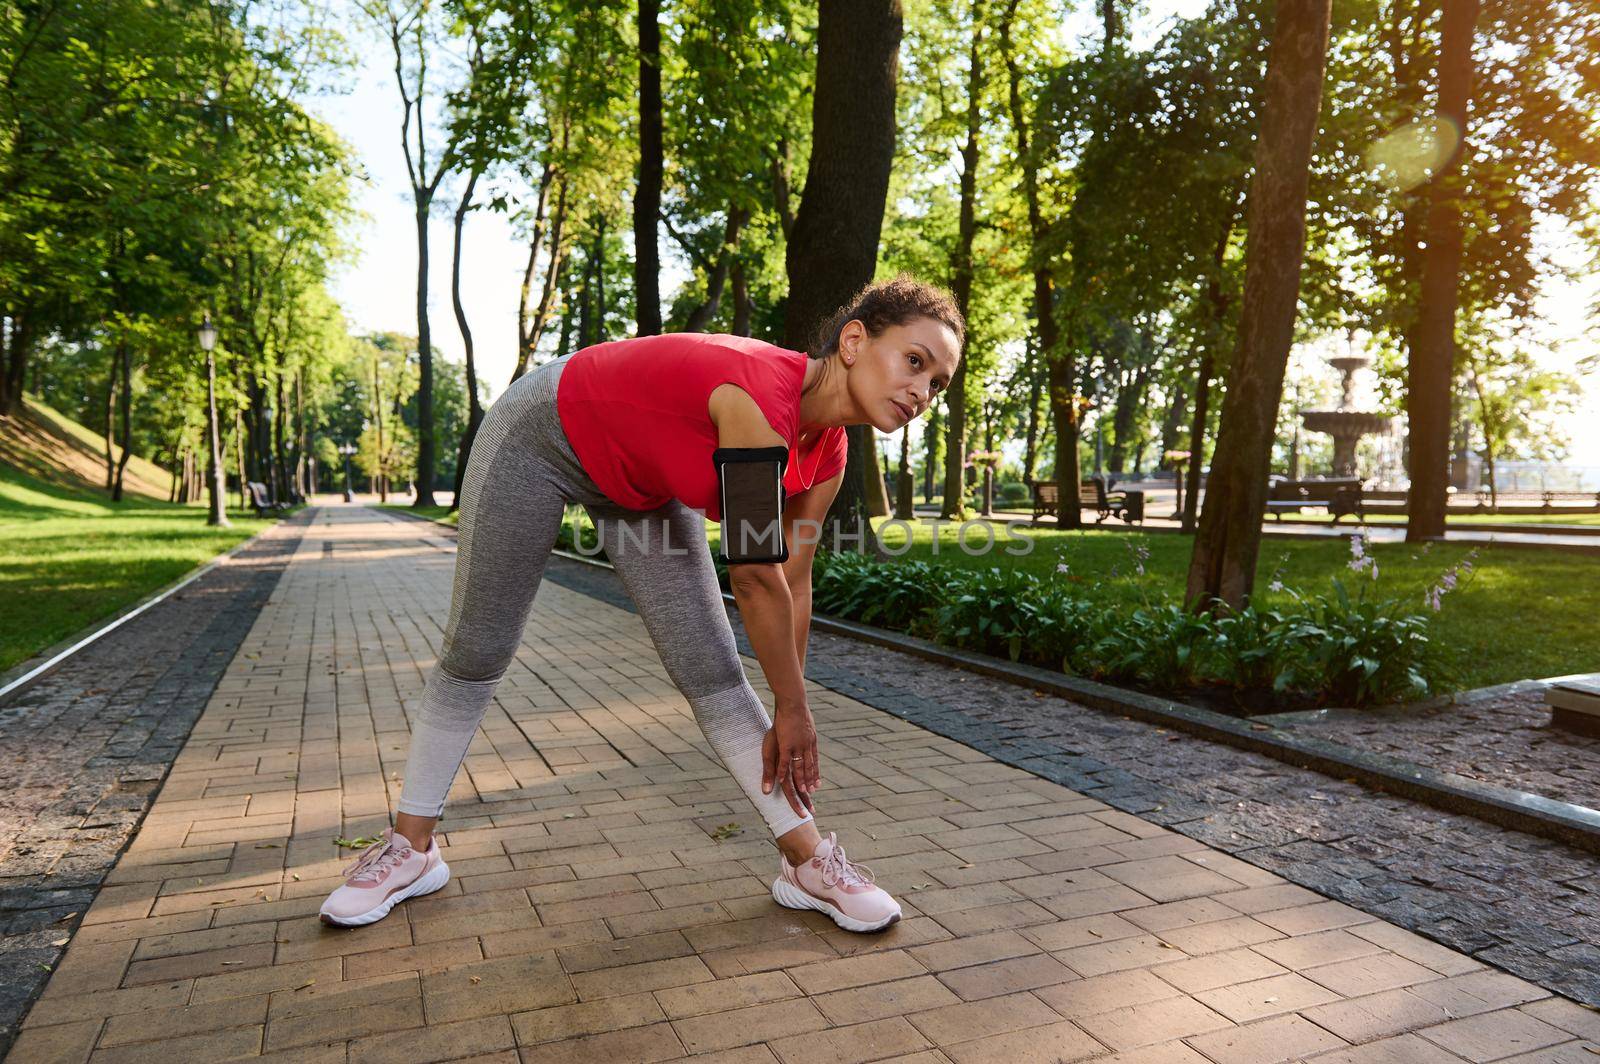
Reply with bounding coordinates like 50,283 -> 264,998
393,498 -> 1592,691
377,502 -> 458,525
0,465 -> 273,673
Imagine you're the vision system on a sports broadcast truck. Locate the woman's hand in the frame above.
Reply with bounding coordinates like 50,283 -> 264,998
762,703 -> 819,818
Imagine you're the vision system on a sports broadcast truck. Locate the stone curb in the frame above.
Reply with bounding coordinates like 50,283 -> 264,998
378,507 -> 1600,856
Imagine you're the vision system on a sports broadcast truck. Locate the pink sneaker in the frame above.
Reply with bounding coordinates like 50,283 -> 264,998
319,828 -> 450,927
773,833 -> 901,933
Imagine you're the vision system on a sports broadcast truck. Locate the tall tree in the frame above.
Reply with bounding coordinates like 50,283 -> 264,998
783,0 -> 904,554
1186,0 -> 1333,611
996,0 -> 1077,523
634,0 -> 663,335
364,0 -> 471,507
1404,0 -> 1478,540
941,3 -> 984,520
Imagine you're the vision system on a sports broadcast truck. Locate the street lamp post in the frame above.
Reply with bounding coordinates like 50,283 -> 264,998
339,443 -> 357,503
198,314 -> 229,528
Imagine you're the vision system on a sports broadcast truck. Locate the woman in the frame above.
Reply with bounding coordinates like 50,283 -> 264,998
319,275 -> 964,934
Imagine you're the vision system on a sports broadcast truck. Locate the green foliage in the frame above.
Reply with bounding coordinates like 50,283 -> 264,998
806,547 -> 1448,706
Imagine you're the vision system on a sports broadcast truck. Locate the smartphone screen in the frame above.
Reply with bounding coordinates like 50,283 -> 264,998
721,459 -> 785,561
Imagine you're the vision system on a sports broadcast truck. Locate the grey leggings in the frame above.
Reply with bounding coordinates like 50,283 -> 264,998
397,353 -> 812,840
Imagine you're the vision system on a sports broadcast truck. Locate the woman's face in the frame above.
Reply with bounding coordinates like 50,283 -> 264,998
838,316 -> 962,432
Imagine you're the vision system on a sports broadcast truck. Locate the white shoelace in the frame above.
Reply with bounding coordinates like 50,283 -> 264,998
820,841 -> 877,889
343,836 -> 410,886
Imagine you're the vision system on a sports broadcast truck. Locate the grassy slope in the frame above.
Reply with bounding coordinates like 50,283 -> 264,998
0,395 -> 173,500
0,399 -> 271,672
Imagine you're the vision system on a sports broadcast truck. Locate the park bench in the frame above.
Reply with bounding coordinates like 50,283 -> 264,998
1030,480 -> 1060,521
1472,489 -> 1600,510
1264,477 -> 1366,523
246,481 -> 291,517
1029,478 -> 1144,525
1084,476 -> 1145,525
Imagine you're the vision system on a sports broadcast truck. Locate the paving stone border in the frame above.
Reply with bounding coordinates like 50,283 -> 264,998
0,513 -> 307,1056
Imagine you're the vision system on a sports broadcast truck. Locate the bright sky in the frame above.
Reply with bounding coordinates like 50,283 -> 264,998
304,1 -> 1599,465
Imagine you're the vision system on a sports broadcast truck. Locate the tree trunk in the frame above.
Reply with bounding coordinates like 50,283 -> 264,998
373,348 -> 389,505
234,412 -> 248,511
1182,351 -> 1213,533
634,0 -> 664,336
941,12 -> 982,521
923,404 -> 939,503
1023,337 -> 1042,484
1485,447 -> 1496,511
782,0 -> 903,556
513,162 -> 553,382
1109,360 -> 1150,474
273,358 -> 288,504
0,310 -> 32,416
526,181 -> 569,369
895,429 -> 915,519
1160,378 -> 1188,467
1405,0 -> 1478,541
206,346 -> 230,527
866,441 -> 892,517
1048,344 -> 1084,528
111,339 -> 132,502
452,166 -> 487,512
578,225 -> 600,349
998,0 -> 1077,527
1185,0 -> 1333,611
244,371 -> 267,488
414,200 -> 438,507
594,217 -> 608,338
685,207 -> 747,332
772,139 -> 796,241
557,268 -> 578,358
103,346 -> 117,492
731,262 -> 752,336
981,405 -> 996,515
1100,0 -> 1122,47
295,369 -> 308,499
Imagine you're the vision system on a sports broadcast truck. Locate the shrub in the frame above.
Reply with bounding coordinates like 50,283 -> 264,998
931,565 -> 1042,661
802,549 -> 1451,706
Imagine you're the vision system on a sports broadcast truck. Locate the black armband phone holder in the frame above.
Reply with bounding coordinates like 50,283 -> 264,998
714,445 -> 790,564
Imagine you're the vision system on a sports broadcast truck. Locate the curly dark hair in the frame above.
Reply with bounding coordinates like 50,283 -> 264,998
809,274 -> 966,360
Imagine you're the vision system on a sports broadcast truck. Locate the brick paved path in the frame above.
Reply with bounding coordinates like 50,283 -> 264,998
11,506 -> 1600,1063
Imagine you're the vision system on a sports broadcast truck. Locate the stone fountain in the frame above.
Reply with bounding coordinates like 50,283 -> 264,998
1300,356 -> 1393,479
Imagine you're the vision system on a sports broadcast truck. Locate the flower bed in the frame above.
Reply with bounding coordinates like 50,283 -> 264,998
783,535 -> 1472,709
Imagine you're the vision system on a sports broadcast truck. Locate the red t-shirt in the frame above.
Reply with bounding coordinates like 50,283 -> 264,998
555,333 -> 848,522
